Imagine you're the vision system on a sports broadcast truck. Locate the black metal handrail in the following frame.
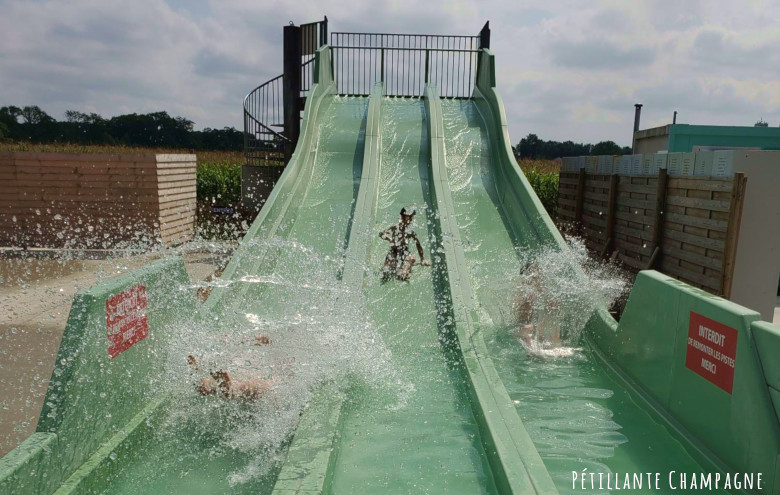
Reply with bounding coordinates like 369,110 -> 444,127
243,74 -> 287,166
243,19 -> 489,166
330,27 -> 487,97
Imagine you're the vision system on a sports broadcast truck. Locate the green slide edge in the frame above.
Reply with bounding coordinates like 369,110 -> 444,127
0,256 -> 194,494
423,84 -> 558,495
475,47 -> 780,492
205,44 -> 337,309
585,271 -> 780,493
53,397 -> 167,495
272,82 -> 384,495
471,50 -> 568,254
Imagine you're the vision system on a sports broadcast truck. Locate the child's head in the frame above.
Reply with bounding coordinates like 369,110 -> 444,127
400,206 -> 416,225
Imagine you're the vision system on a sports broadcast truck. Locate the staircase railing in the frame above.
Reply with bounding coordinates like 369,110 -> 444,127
243,74 -> 287,167
243,18 -> 327,166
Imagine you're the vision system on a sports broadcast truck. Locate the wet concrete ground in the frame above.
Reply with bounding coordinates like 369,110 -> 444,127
0,248 -> 230,457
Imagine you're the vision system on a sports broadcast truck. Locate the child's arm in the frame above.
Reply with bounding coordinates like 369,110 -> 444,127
411,232 -> 430,265
379,226 -> 394,242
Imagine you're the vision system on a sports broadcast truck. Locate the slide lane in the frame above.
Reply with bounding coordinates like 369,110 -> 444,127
435,96 -> 726,494
101,91 -> 371,494
326,95 -> 498,494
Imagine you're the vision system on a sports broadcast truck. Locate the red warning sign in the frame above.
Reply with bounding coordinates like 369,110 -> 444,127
106,285 -> 148,359
685,312 -> 738,394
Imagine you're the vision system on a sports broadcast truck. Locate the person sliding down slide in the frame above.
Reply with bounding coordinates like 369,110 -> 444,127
187,335 -> 275,400
512,263 -> 577,358
379,207 -> 431,281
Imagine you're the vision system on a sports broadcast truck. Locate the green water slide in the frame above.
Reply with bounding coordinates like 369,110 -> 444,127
3,43 -> 780,495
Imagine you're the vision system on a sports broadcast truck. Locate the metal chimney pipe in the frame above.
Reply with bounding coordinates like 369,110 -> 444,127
673,110 -> 677,124
633,103 -> 643,133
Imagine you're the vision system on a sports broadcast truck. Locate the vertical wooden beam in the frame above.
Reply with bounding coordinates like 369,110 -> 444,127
648,167 -> 668,268
600,173 -> 619,258
574,168 -> 586,231
720,173 -> 747,298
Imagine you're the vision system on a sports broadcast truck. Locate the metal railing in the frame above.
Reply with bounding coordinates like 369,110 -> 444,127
243,17 -> 327,166
244,19 -> 490,167
299,19 -> 327,95
243,75 -> 286,166
331,25 -> 487,98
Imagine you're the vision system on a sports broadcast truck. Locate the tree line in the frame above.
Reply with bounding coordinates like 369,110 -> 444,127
515,133 -> 631,159
0,105 -> 242,150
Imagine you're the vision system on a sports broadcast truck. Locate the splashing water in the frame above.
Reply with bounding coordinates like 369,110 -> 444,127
512,236 -> 629,350
155,237 -> 407,486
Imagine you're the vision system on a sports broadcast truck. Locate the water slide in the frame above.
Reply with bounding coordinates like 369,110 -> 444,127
3,45 -> 780,495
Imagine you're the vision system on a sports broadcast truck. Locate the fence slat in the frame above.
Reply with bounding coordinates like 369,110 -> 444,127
616,183 -> 656,194
582,203 -> 608,215
664,228 -> 725,251
582,214 -> 607,228
665,195 -> 731,212
557,208 -> 576,218
665,213 -> 728,233
616,197 -> 656,210
667,177 -> 733,192
584,192 -> 609,202
614,238 -> 653,257
661,258 -> 720,291
614,210 -> 655,227
661,242 -> 723,271
614,224 -> 653,242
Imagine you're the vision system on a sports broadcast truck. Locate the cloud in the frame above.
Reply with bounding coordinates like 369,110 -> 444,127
515,9 -> 553,28
633,79 -> 775,126
690,28 -> 777,68
549,39 -> 657,70
192,48 -> 259,78
0,0 -> 778,142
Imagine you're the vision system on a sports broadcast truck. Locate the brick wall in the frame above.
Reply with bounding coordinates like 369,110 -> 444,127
0,152 -> 196,249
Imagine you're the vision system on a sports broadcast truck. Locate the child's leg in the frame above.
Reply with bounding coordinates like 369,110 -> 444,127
398,254 -> 415,280
382,251 -> 396,280
187,355 -> 200,371
211,370 -> 233,397
196,377 -> 218,396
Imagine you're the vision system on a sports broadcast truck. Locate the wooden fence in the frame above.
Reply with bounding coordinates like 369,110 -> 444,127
0,152 -> 196,249
557,169 -> 747,297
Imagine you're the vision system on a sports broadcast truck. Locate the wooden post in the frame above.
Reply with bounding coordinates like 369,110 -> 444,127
720,173 -> 747,298
574,168 -> 586,231
647,168 -> 668,269
600,173 -> 619,258
644,246 -> 660,270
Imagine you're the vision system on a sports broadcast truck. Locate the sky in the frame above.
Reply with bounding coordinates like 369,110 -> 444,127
1,0 -> 778,147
